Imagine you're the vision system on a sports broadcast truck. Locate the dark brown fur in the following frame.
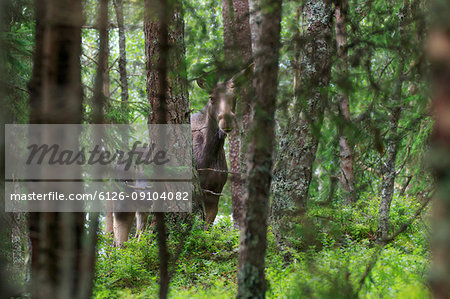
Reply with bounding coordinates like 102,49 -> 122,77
191,81 -> 235,224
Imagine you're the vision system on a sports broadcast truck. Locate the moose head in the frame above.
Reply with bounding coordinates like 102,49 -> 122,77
196,64 -> 253,140
196,78 -> 237,140
206,80 -> 236,138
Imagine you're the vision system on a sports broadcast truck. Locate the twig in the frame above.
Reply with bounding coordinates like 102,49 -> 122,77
396,143 -> 412,176
9,84 -> 29,94
399,175 -> 413,197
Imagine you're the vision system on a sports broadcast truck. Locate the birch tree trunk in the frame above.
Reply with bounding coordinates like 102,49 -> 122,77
237,0 -> 282,297
222,0 -> 253,229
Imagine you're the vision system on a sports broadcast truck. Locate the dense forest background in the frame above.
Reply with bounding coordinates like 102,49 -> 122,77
0,0 -> 449,298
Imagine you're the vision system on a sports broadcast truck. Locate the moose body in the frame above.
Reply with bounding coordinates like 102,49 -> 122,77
191,80 -> 236,224
107,79 -> 236,245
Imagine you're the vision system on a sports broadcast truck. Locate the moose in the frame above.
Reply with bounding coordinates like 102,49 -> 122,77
106,73 -> 241,245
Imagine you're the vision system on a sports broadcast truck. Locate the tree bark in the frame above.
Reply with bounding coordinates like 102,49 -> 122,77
113,0 -> 130,115
144,0 -> 190,297
0,0 -> 13,285
222,0 -> 253,229
106,0 -> 128,236
237,0 -> 282,297
427,2 -> 450,296
271,0 -> 333,243
27,0 -> 97,298
145,0 -> 189,125
376,3 -> 408,242
93,0 -> 109,125
376,107 -> 401,241
335,0 -> 355,203
247,0 -> 260,54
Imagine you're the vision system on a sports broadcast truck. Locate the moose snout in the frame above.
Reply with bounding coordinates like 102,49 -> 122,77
218,113 -> 235,133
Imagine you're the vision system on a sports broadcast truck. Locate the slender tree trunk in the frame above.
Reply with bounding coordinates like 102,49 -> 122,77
237,0 -> 282,297
145,1 -> 169,297
271,0 -> 333,243
106,0 -> 128,236
145,0 -> 190,297
93,0 -> 109,125
377,107 -> 401,241
103,35 -> 110,101
247,0 -> 259,54
29,0 -> 45,124
0,1 -> 14,296
335,0 -> 355,203
428,2 -> 450,296
145,0 -> 189,125
113,0 -> 129,115
27,0 -> 98,298
376,3 -> 408,242
222,0 -> 252,229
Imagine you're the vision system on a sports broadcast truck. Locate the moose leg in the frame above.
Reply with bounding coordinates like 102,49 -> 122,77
105,200 -> 114,234
113,212 -> 135,246
105,212 -> 114,235
203,196 -> 219,226
135,212 -> 149,239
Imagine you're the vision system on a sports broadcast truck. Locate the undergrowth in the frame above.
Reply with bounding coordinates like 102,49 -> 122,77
93,195 -> 430,298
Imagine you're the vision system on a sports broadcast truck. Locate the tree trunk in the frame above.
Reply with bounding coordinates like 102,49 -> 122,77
335,0 -> 355,204
0,5 -> 12,281
427,2 -> 450,296
145,0 -> 189,125
376,4 -> 408,242
237,0 -> 282,297
113,0 -> 129,115
271,0 -> 333,243
222,0 -> 252,229
247,0 -> 260,54
106,0 -> 128,236
376,107 -> 401,241
27,0 -> 97,298
144,0 -> 190,297
93,0 -> 109,125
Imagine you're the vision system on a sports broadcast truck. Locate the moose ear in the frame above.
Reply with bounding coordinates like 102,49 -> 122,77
196,73 -> 216,94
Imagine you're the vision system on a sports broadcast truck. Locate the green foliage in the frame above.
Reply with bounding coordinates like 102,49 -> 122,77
2,0 -> 434,297
282,243 -> 429,299
184,0 -> 224,112
1,0 -> 33,123
93,216 -> 238,298
93,198 -> 430,298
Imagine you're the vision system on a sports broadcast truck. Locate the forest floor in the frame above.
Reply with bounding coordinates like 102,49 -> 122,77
93,195 -> 430,299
